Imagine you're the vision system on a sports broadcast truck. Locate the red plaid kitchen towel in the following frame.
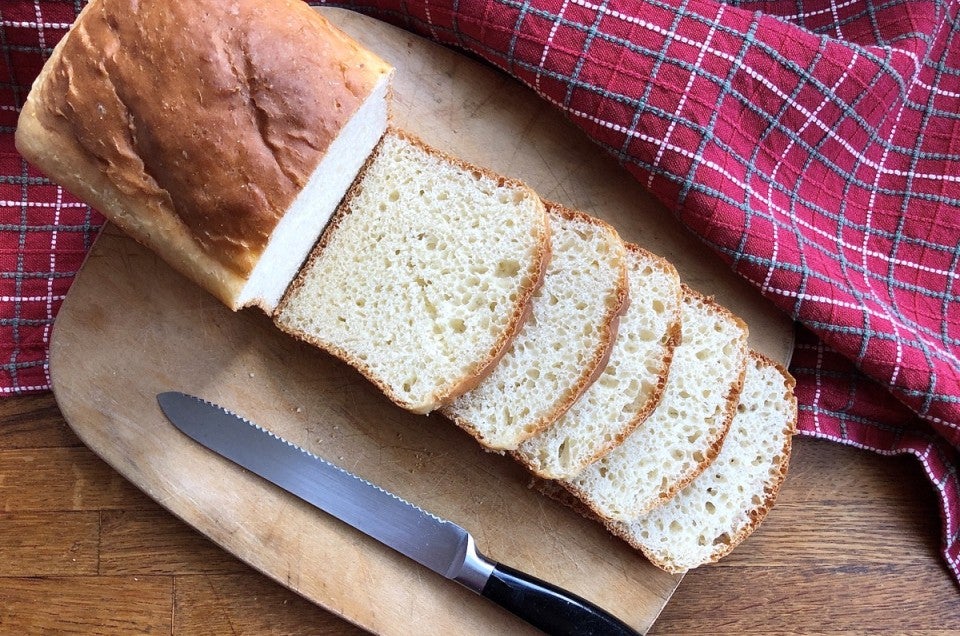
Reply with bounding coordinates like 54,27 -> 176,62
2,0 -> 958,583
0,1 -> 101,393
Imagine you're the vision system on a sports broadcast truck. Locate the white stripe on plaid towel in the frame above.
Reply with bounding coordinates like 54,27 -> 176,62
533,80 -> 960,287
40,184 -> 64,388
32,1 -> 48,50
647,2 -> 724,189
0,20 -> 73,28
535,0 -> 571,93
564,0 -> 960,184
760,285 -> 960,375
0,384 -> 55,394
828,0 -> 845,40
0,295 -> 67,302
863,68 -> 910,387
778,0 -> 861,22
0,200 -> 89,208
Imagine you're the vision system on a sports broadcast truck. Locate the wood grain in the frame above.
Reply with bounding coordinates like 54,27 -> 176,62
655,563 -> 960,634
0,511 -> 99,577
174,574 -> 366,636
48,8 -> 760,633
0,574 -> 173,634
2,395 -> 956,634
99,509 -> 249,576
0,447 -> 152,511
7,6 -> 953,634
0,393 -> 79,448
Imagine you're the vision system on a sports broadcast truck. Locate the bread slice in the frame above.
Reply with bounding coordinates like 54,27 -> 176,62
15,0 -> 393,312
609,352 -> 797,572
514,244 -> 682,477
441,204 -> 628,450
274,129 -> 550,414
562,287 -> 748,523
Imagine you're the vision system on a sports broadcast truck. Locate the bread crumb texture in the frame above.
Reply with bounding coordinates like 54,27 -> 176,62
613,354 -> 797,572
275,131 -> 546,413
565,289 -> 748,522
443,208 -> 627,450
516,245 -> 681,477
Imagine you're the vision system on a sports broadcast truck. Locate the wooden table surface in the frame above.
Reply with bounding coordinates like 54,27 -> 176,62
0,393 -> 956,634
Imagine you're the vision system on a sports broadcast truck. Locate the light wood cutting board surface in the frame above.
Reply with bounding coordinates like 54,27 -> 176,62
49,8 -> 794,635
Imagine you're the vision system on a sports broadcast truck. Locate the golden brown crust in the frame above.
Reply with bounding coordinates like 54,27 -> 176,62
636,285 -> 750,513
274,128 -> 551,414
509,242 -> 683,476
16,0 -> 391,309
533,202 -> 630,434
701,351 -> 796,565
443,201 -> 630,447
623,351 -> 797,572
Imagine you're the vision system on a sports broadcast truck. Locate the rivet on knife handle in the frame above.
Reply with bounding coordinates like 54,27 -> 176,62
156,392 -> 638,635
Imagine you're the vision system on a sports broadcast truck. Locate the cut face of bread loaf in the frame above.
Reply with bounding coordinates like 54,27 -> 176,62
514,244 -> 682,477
15,0 -> 393,311
610,352 -> 797,572
441,204 -> 628,450
274,130 -> 550,414
564,287 -> 749,523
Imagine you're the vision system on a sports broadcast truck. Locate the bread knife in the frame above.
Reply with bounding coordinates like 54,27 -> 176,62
157,391 -> 638,635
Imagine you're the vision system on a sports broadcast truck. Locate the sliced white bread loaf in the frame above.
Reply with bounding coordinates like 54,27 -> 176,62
441,204 -> 628,450
609,352 -> 797,572
16,0 -> 393,312
513,243 -> 682,477
274,129 -> 550,414
562,286 -> 749,523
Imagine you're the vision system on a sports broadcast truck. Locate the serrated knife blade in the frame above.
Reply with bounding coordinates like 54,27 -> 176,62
157,391 -> 637,636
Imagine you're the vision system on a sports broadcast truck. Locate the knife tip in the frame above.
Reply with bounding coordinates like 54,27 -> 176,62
156,390 -> 188,410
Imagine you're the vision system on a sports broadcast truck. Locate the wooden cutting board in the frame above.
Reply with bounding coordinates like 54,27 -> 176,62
49,8 -> 794,635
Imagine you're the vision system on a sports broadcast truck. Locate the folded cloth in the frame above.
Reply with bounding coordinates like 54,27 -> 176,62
1,0 -> 957,583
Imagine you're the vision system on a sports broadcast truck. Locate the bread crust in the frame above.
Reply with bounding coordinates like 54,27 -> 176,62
559,284 -> 749,521
610,351 -> 798,573
15,0 -> 392,310
274,128 -> 551,414
641,285 -> 749,512
536,351 -> 797,574
442,201 -> 630,448
511,241 -> 683,476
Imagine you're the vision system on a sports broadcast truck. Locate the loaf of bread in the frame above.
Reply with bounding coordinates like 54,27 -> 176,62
441,204 -> 628,450
274,129 -> 550,414
609,352 -> 797,572
15,0 -> 393,312
514,244 -> 682,477
563,287 -> 749,523
16,0 -> 795,571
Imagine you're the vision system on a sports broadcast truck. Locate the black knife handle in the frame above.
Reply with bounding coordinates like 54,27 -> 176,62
481,563 -> 639,635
